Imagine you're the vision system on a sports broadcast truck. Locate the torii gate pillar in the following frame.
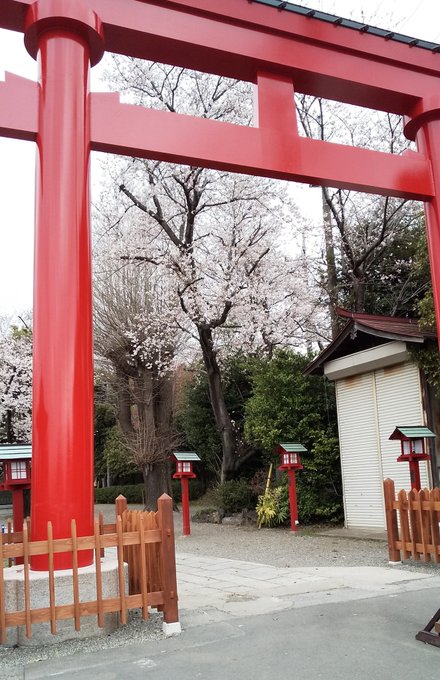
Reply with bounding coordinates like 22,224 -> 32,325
24,0 -> 104,569
405,112 -> 440,328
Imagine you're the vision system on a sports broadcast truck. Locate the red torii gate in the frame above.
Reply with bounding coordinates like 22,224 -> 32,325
1,0 -> 440,568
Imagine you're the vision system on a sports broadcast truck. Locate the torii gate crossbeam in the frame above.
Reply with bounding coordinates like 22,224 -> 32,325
1,0 -> 440,568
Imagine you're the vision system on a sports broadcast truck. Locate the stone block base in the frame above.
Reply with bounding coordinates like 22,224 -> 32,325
163,620 -> 181,636
3,556 -> 125,647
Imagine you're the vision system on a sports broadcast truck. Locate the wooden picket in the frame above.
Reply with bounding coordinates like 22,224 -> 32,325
397,489 -> 411,561
431,488 -> 440,564
0,494 -> 179,643
47,521 -> 57,634
383,479 -> 440,563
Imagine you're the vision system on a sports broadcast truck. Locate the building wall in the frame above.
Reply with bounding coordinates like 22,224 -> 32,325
336,361 -> 430,529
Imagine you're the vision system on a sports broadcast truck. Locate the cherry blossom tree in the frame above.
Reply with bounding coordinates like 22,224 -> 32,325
93,257 -> 183,508
295,95 -> 427,334
94,58 -> 317,482
0,316 -> 32,444
218,248 -> 328,357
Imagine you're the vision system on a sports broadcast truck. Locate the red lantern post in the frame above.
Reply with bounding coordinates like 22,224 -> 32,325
389,427 -> 435,491
172,452 -> 201,536
0,445 -> 32,564
276,443 -> 305,533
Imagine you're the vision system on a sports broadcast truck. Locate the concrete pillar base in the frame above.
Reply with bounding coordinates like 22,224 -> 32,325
3,556 -> 126,647
163,621 -> 182,636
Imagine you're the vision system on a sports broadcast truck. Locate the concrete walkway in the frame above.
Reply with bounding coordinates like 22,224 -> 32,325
25,590 -> 440,680
24,553 -> 440,679
176,552 -> 440,626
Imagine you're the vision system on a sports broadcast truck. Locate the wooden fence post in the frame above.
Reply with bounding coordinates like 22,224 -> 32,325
383,479 -> 401,563
419,488 -> 431,562
397,489 -> 411,561
98,511 -> 105,559
158,494 -> 180,634
409,488 -> 420,560
115,494 -> 127,520
432,488 -> 440,564
116,516 -> 127,625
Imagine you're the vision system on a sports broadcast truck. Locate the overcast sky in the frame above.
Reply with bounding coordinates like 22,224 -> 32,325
0,0 -> 439,316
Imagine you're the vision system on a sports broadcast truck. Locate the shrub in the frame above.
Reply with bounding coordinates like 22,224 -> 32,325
214,479 -> 254,514
191,507 -> 219,523
294,434 -> 344,523
94,484 -> 144,504
244,349 -> 343,521
249,468 -> 270,497
256,485 -> 289,528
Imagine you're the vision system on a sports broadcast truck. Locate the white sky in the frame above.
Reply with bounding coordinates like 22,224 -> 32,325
0,0 -> 440,315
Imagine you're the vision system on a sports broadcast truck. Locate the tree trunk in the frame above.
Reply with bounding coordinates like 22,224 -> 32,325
352,275 -> 366,312
116,370 -> 133,436
198,327 -> 237,483
143,461 -> 169,511
5,409 -> 14,443
321,190 -> 340,338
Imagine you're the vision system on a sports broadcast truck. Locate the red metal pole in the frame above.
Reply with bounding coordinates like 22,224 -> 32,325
181,478 -> 191,536
287,470 -> 298,533
24,0 -> 103,570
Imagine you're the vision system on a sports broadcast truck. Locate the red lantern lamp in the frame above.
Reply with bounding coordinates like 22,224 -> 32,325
275,443 -> 306,532
389,426 -> 435,491
0,445 -> 32,539
277,443 -> 305,472
172,451 -> 201,536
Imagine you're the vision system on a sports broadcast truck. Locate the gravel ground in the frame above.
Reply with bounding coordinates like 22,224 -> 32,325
0,610 -> 164,680
1,505 -> 440,677
176,520 -> 388,567
175,514 -> 440,576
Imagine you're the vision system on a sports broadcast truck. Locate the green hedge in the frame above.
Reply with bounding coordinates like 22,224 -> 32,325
94,484 -> 145,504
94,481 -> 206,504
0,490 -> 12,505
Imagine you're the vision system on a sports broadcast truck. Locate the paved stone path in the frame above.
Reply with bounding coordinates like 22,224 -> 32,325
176,552 -> 440,628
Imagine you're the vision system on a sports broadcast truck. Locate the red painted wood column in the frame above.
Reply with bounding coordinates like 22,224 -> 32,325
12,488 -> 25,533
24,0 -> 104,570
181,478 -> 191,536
287,470 -> 298,533
405,104 -> 440,349
409,459 -> 422,492
12,489 -> 25,565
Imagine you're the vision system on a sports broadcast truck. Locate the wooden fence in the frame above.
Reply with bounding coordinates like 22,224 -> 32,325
0,493 -> 178,643
384,479 -> 440,647
383,478 -> 440,563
